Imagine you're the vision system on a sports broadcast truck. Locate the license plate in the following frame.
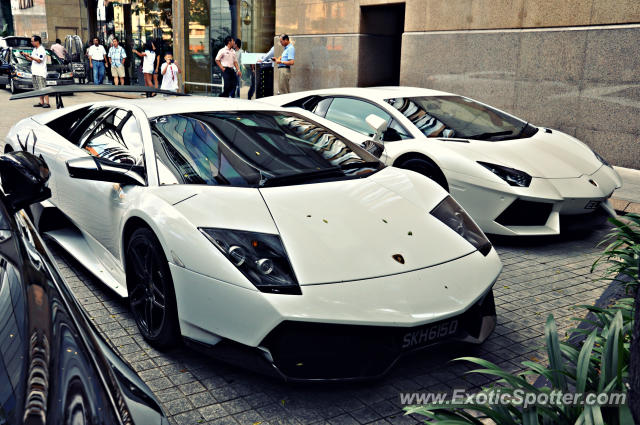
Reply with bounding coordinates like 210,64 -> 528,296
585,200 -> 600,209
46,80 -> 57,86
401,319 -> 459,350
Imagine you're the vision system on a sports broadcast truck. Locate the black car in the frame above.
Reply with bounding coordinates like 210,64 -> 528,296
0,151 -> 168,425
0,46 -> 74,94
0,37 -> 31,49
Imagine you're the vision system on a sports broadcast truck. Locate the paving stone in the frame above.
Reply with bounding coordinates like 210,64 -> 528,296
179,381 -> 207,395
199,404 -> 229,421
163,397 -> 194,416
172,410 -> 206,425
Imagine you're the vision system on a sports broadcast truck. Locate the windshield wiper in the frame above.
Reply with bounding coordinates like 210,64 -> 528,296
467,130 -> 513,140
259,167 -> 344,187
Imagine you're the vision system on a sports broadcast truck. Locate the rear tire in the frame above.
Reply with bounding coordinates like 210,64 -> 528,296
397,158 -> 449,192
126,228 -> 181,349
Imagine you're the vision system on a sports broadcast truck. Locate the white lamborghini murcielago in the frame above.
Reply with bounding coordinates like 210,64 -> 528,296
5,93 -> 501,380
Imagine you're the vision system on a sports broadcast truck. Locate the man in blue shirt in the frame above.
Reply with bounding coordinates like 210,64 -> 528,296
275,34 -> 294,94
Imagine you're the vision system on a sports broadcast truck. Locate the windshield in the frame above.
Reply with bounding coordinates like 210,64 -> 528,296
12,48 -> 62,66
150,111 -> 381,187
386,96 -> 533,141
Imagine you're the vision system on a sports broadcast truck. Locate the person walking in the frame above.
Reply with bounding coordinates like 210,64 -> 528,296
160,53 -> 180,94
51,38 -> 67,61
275,34 -> 294,94
87,37 -> 107,84
134,40 -> 157,94
108,37 -> 127,86
215,36 -> 241,98
20,35 -> 50,108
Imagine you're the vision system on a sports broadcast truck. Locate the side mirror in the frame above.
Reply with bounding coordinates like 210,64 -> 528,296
365,114 -> 388,143
0,151 -> 51,214
66,156 -> 146,186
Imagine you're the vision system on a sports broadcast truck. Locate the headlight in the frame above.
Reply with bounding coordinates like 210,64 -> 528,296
477,161 -> 531,187
61,72 -> 73,78
430,196 -> 492,256
200,228 -> 300,295
16,71 -> 31,78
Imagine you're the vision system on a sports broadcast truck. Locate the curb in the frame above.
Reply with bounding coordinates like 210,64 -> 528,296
611,197 -> 640,215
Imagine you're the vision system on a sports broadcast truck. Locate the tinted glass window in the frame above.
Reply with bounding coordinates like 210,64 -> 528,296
324,97 -> 391,136
11,48 -> 62,66
386,96 -> 530,141
323,97 -> 410,141
0,260 -> 27,425
151,111 -> 380,187
82,109 -> 144,165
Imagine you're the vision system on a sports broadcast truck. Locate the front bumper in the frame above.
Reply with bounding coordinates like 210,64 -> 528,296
449,164 -> 622,236
170,248 -> 502,380
260,289 -> 496,380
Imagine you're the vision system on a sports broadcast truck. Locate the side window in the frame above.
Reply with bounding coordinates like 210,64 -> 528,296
82,109 -> 144,165
151,115 -> 256,186
312,98 -> 333,117
324,97 -> 391,137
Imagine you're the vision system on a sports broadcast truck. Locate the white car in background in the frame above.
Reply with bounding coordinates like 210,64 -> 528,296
5,93 -> 501,380
262,87 -> 623,236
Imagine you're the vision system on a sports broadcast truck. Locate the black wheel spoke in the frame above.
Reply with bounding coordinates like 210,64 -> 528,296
145,298 -> 154,331
130,248 -> 147,276
152,284 -> 165,303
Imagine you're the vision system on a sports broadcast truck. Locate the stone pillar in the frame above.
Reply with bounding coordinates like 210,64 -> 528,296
172,0 -> 188,93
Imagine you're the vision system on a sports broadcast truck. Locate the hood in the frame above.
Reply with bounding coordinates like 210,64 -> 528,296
453,129 -> 602,179
259,167 -> 477,285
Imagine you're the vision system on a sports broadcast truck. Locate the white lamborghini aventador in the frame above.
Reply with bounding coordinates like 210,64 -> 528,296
261,87 -> 623,236
5,94 -> 501,380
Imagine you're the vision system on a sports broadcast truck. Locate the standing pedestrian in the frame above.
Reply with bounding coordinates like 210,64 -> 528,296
87,37 -> 107,84
160,53 -> 180,94
153,38 -> 163,89
20,35 -> 50,108
108,37 -> 127,85
232,38 -> 244,98
134,40 -> 157,94
215,36 -> 241,98
275,34 -> 294,94
51,38 -> 67,61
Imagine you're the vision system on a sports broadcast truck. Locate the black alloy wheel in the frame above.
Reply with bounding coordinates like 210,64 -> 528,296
398,158 -> 449,192
126,228 -> 180,349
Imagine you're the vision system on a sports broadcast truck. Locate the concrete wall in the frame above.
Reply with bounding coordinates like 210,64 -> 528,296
276,0 -> 640,169
45,0 -> 89,43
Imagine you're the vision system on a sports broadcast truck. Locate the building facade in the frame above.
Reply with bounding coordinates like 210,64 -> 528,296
274,0 -> 640,169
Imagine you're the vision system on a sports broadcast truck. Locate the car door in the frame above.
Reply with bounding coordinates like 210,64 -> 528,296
0,49 -> 10,86
55,106 -> 148,266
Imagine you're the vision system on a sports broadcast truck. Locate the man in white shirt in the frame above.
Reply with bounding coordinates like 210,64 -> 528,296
20,35 -> 50,108
160,53 -> 181,93
87,37 -> 107,84
215,36 -> 241,98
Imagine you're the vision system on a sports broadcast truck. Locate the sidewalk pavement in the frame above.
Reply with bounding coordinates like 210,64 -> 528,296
612,166 -> 640,214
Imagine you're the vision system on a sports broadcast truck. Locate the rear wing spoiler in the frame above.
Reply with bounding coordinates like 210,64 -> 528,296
10,86 -> 189,109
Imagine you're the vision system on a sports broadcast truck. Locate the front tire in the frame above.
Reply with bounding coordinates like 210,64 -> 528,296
126,228 -> 180,349
397,158 -> 449,192
10,79 -> 17,94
